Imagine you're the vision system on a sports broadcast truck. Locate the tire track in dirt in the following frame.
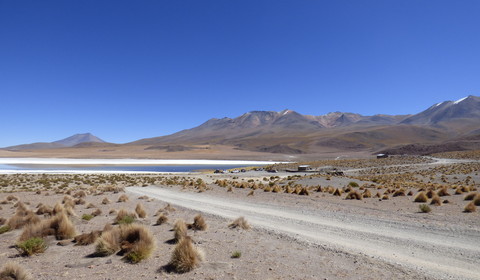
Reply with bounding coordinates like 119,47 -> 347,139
128,186 -> 480,280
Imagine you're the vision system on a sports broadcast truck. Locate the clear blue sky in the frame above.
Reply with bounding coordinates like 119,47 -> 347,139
1,0 -> 479,146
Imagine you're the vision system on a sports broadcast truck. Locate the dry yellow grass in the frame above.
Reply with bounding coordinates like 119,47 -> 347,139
430,195 -> 442,206
474,194 -> 480,206
188,214 -> 207,231
345,191 -> 362,200
95,227 -> 121,256
437,187 -> 450,197
118,194 -> 129,203
49,212 -> 77,240
168,236 -> 204,273
414,191 -> 428,203
74,230 -> 102,246
464,192 -> 478,201
362,189 -> 372,198
464,202 -> 476,213
135,203 -> 147,219
228,217 -> 250,230
94,224 -> 156,263
91,208 -> 102,217
114,209 -> 137,224
0,262 -> 31,280
155,214 -> 168,226
173,220 -> 188,242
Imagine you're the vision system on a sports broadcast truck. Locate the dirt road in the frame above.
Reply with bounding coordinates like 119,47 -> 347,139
128,186 -> 480,280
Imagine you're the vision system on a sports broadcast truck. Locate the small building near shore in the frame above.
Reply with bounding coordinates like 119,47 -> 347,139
298,165 -> 311,171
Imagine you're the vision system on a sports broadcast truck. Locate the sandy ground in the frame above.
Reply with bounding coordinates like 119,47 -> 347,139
0,157 -> 479,280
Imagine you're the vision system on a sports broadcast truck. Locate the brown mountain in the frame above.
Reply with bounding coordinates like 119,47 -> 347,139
129,95 -> 480,155
3,96 -> 480,157
5,133 -> 106,151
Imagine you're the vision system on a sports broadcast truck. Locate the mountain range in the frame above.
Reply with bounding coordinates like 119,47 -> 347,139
3,95 -> 480,156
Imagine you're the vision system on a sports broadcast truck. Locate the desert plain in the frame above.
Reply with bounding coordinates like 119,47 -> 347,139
0,151 -> 479,280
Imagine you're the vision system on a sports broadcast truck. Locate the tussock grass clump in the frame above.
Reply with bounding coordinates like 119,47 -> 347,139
426,189 -> 435,199
345,191 -> 362,200
19,212 -> 77,241
49,212 -> 77,240
348,181 -> 359,188
73,190 -> 87,198
464,202 -> 476,213
16,237 -> 47,256
91,208 -> 102,217
86,203 -> 96,209
298,187 -> 310,196
188,214 -> 207,231
362,189 -> 372,198
95,224 -> 156,263
272,185 -> 282,193
101,198 -> 111,205
95,227 -> 121,256
231,251 -> 241,258
437,187 -> 450,197
430,195 -> 442,206
333,188 -> 342,196
36,205 -> 53,216
74,230 -> 102,246
7,211 -> 41,230
414,191 -> 428,203
114,209 -> 137,225
118,194 -> 129,202
247,190 -> 254,196
74,198 -> 86,205
392,188 -> 406,197
419,204 -> 431,213
52,203 -> 65,215
109,209 -> 118,215
121,224 -> 157,263
62,196 -> 75,209
164,204 -> 176,212
464,192 -> 478,201
228,217 -> 250,230
473,194 -> 480,206
0,262 -> 31,280
135,203 -> 147,218
155,214 -> 168,226
168,237 -> 203,273
173,220 -> 188,243
6,195 -> 19,202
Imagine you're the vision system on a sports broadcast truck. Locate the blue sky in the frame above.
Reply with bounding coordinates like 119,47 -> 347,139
1,1 -> 479,146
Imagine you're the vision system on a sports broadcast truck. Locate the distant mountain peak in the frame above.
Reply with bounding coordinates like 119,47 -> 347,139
53,133 -> 105,147
4,132 -> 106,150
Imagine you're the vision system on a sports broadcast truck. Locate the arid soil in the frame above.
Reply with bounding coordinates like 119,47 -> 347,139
0,155 -> 479,280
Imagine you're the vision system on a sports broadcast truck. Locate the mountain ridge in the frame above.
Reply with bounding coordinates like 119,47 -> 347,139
5,133 -> 106,151
3,95 -> 480,156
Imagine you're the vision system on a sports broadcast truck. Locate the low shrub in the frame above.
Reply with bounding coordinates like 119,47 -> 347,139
82,214 -> 94,221
16,237 -> 47,256
419,204 -> 431,213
